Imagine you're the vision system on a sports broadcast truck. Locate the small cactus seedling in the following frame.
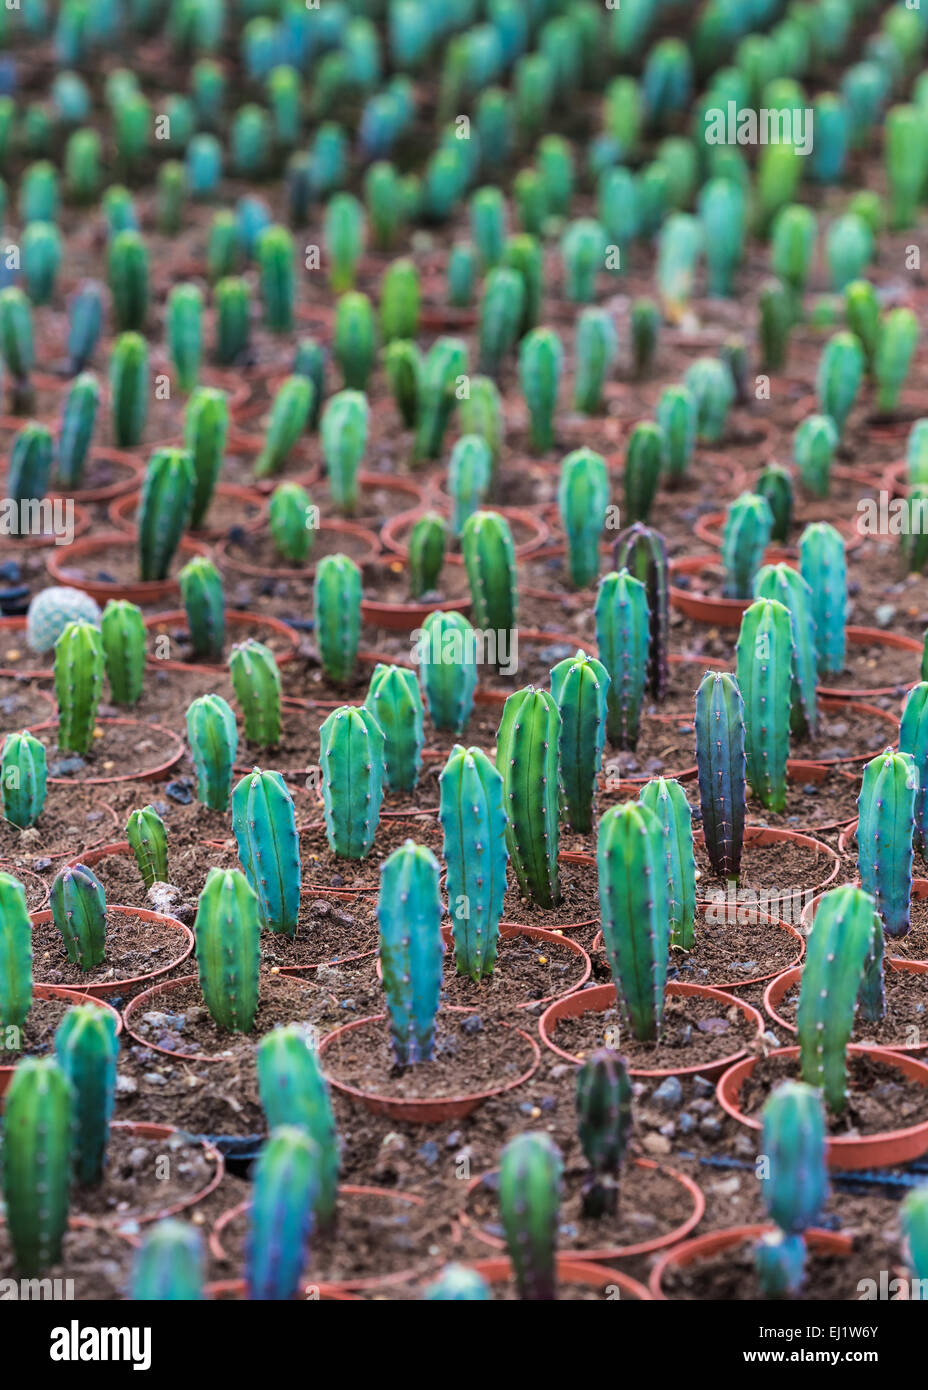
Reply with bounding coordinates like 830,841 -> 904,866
1,730 -> 47,829
424,1265 -> 491,1300
214,276 -> 251,365
597,800 -> 670,1041
816,331 -> 864,439
623,421 -> 664,525
856,748 -> 916,940
460,510 -> 518,641
447,435 -> 492,537
131,1220 -> 205,1301
413,337 -> 468,463
255,375 -> 312,479
100,598 -> 145,706
365,663 -> 424,794
333,291 -> 376,391
109,331 -> 148,448
232,768 -> 301,937
167,283 -> 204,393
478,267 -> 524,376
799,523 -> 847,679
557,448 -> 609,590
735,599 -> 793,813
246,1126 -> 321,1301
576,1051 -> 633,1218
2,1058 -> 72,1275
49,863 -> 107,973
415,609 -> 478,735
845,279 -> 880,375
137,448 -> 196,582
496,687 -> 562,909
378,839 -> 443,1066
797,884 -> 883,1115
256,1025 -> 339,1231
54,1003 -> 118,1186
639,776 -> 696,951
900,683 -> 928,857
519,327 -> 563,453
684,356 -> 735,444
875,307 -> 919,416
55,372 -> 100,489
256,225 -> 296,333
379,257 -> 420,342
656,385 -> 697,484
0,872 -> 33,1030
126,805 -> 168,890
595,569 -> 650,750
694,671 -> 747,881
550,650 -> 610,836
499,1132 -> 563,1301
54,619 -> 104,756
383,340 -> 421,429
753,563 -> 818,740
755,1080 -> 828,1299
408,512 -> 448,599
186,693 -> 238,812
313,553 -> 362,686
612,523 -> 670,701
574,307 -> 618,414
229,639 -> 281,747
561,218 -> 606,303
184,387 -> 229,530
67,281 -> 103,374
268,482 -> 314,564
794,414 -> 839,499
439,745 -> 508,983
721,493 -> 774,600
756,465 -> 793,544
179,556 -> 225,664
320,390 -> 368,514
7,425 -> 53,527
319,705 -> 385,860
195,867 -> 261,1033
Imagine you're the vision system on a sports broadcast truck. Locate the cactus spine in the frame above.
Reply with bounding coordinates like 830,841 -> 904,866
100,598 -> 145,706
313,553 -> 362,686
194,867 -> 261,1032
377,840 -> 443,1066
735,599 -> 793,813
439,745 -> 508,982
364,663 -> 424,794
550,650 -> 610,835
232,768 -> 301,937
694,671 -> 747,881
612,523 -> 669,701
856,748 -> 916,940
499,1133 -> 563,1301
319,705 -> 385,860
1,730 -> 47,829
186,693 -> 238,811
229,639 -> 281,747
597,800 -> 670,1041
54,1003 -> 118,1186
721,493 -> 774,600
639,776 -> 696,951
256,1025 -> 339,1231
496,687 -> 562,909
753,562 -> 818,740
595,569 -> 650,750
460,510 -> 518,639
126,805 -> 168,889
54,619 -> 103,756
2,1058 -> 72,1274
755,1080 -> 828,1299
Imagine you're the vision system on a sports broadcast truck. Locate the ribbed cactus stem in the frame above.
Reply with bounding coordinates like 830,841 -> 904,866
194,867 -> 261,1032
179,556 -> 226,662
54,618 -> 104,756
100,599 -> 146,706
597,800 -> 670,1042
256,1025 -> 339,1231
364,663 -> 424,794
415,609 -> 478,734
2,1058 -> 72,1275
131,1220 -> 205,1300
246,1126 -> 321,1301
49,863 -> 107,972
186,693 -> 238,811
377,839 -> 443,1066
439,745 -> 508,982
557,448 -> 609,590
499,1133 -> 563,1301
575,1051 -> 632,1218
856,748 -> 916,939
460,509 -> 518,643
612,523 -> 669,701
639,776 -> 696,951
1,730 -> 47,829
229,639 -> 281,747
137,448 -> 195,582
125,805 -> 168,889
496,687 -> 562,909
550,650 -> 610,835
319,704 -> 385,860
595,569 -> 650,750
754,562 -> 818,740
54,1002 -> 118,1186
694,671 -> 747,881
0,872 -> 33,1029
232,767 -> 301,937
313,553 -> 362,686
735,598 -> 793,813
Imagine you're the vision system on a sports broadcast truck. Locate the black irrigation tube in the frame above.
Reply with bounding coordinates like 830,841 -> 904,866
689,1152 -> 928,1197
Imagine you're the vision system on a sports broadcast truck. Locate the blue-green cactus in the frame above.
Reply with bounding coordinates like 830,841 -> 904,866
186,693 -> 238,812
495,687 -> 561,909
125,805 -> 168,889
256,1025 -> 339,1232
194,867 -> 261,1032
313,553 -> 362,686
2,1058 -> 72,1274
54,618 -> 103,756
365,663 -> 424,795
799,522 -> 846,678
232,767 -> 301,937
131,1220 -> 205,1301
557,448 -> 609,590
595,569 -> 650,750
377,839 -> 443,1066
753,563 -> 818,740
50,862 -> 106,972
54,1003 -> 118,1186
721,493 -> 774,601
694,671 -> 747,882
439,744 -> 508,983
415,609 -> 478,735
319,704 -> 385,860
597,800 -> 670,1041
639,776 -> 696,951
550,650 -> 610,836
735,598 -> 793,812
856,749 -> 916,940
100,598 -> 145,706
246,1126 -> 321,1301
137,448 -> 195,582
1,730 -> 47,830
229,639 -> 281,748
499,1133 -> 563,1302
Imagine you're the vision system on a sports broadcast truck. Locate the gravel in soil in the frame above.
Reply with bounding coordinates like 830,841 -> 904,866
71,1125 -> 220,1229
547,989 -> 758,1069
737,1051 -> 927,1137
770,966 -> 928,1051
32,907 -> 187,989
0,785 -> 117,861
0,1222 -> 137,1300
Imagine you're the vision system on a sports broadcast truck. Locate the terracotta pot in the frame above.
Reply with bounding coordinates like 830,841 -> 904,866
142,607 -> 301,672
381,504 -> 550,563
789,697 -> 899,769
214,517 -> 381,582
203,1279 -> 360,1301
72,1121 -> 224,1230
864,390 -> 925,441
764,958 -> 928,1054
0,617 -> 53,679
26,716 -> 184,784
459,1156 -> 705,1262
538,979 -> 765,1079
694,824 -> 841,904
815,627 -> 922,700
466,1255 -> 652,1300
51,446 -> 144,505
30,904 -> 194,997
360,564 -> 473,631
802,877 -> 928,961
317,1011 -> 541,1123
1,794 -> 119,863
716,1044 -> 928,1169
108,483 -> 267,541
693,508 -> 862,555
209,1184 -> 431,1292
46,531 -> 211,603
669,553 -> 793,625
0,985 -> 122,1097
0,498 -> 92,548
648,1224 -> 854,1301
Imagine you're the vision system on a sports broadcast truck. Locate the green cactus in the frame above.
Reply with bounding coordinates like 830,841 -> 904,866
232,767 -> 301,937
656,385 -> 696,484
735,598 -> 793,812
214,276 -> 251,366
269,482 -> 314,564
167,283 -> 203,394
186,693 -> 238,812
257,225 -> 296,333
320,390 -> 368,514
856,748 -> 916,940
754,563 -> 818,740
109,331 -> 148,448
246,1126 -> 320,1301
177,555 -> 224,663
379,258 -> 420,343
447,435 -> 492,538
550,650 -> 610,836
26,586 -> 100,655
901,683 -> 928,858
457,375 -> 504,472
126,805 -> 168,889
624,421 -> 664,525
256,1024 -> 339,1230
194,867 -> 260,1032
383,340 -> 421,429
503,232 -> 543,335
333,291 -> 376,391
478,267 -> 524,376
319,704 -> 385,860
131,1220 -> 205,1301
721,493 -> 774,601
49,863 -> 106,972
99,598 -> 145,706
612,523 -> 669,702
597,800 -> 670,1041
557,448 -> 608,590
684,356 -> 735,444
885,104 -> 925,230
413,337 -> 468,464
255,375 -> 312,479
901,1186 -> 928,1284
816,331 -> 864,439
576,1051 -> 633,1218
794,414 -> 839,498
0,872 -> 33,1029
519,328 -> 563,454
364,663 -> 424,795
378,839 -> 443,1066
499,1133 -> 563,1302
770,203 -> 817,306
54,1003 -> 118,1186
799,522 -> 846,678
107,228 -> 149,332
229,639 -> 281,748
2,1058 -> 72,1274
758,278 -> 793,373
55,372 -> 100,489
137,448 -> 195,582
694,671 -> 747,881
495,687 -> 561,909
755,1080 -> 828,1299
7,424 -> 53,528
561,218 -> 606,303
54,618 -> 103,756
573,306 -> 618,414
439,745 -> 508,983
415,609 -> 478,735
1,731 -> 47,830
313,553 -> 362,686
756,465 -> 793,545
460,510 -> 518,641
875,307 -> 919,416
0,286 -> 35,396
595,569 -> 650,750
639,776 -> 696,951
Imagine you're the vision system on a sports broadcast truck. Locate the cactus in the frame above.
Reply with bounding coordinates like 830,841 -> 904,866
214,277 -> 251,366
255,375 -> 312,479
26,586 -> 100,655
458,375 -> 504,473
22,221 -> 62,306
901,1186 -> 928,1284
797,884 -> 882,1114
2,726 -> 47,833
754,563 -> 818,740
901,684 -> 928,858
573,307 -> 618,415
109,331 -> 148,448
319,705 -> 384,860
181,389 -> 227,530
885,104 -> 925,230
54,619 -> 103,756
256,1025 -> 339,1230
550,650 -> 610,836
379,258 -> 420,343
378,839 -> 443,1066
845,279 -> 880,374
495,687 -> 561,909
595,569 -> 650,750
0,872 -> 33,1029
320,390 -> 368,514
503,233 -> 543,335
756,465 -> 793,545
770,204 -> 817,307
67,280 -> 103,374
624,420 -> 664,525
561,218 -> 606,304
107,228 -> 149,332
794,414 -> 839,498
755,1081 -> 828,1299
424,1265 -> 491,1301
55,372 -> 100,489
246,1126 -> 321,1301
447,242 -> 477,309
364,664 -> 424,796
131,1220 -> 205,1300
478,267 -> 524,377
557,448 -> 609,590
291,339 -> 325,431
721,493 -> 774,601
383,340 -> 421,430
438,745 -> 508,983
324,193 -> 365,293
166,283 -> 203,395
735,598 -> 793,812
448,435 -> 492,537
406,512 -> 446,600
229,639 -> 281,748
698,177 -> 747,297
519,328 -> 563,454
695,671 -> 747,881
816,331 -> 864,439
99,598 -> 145,706
856,749 -> 916,940
137,448 -> 195,582
499,1133 -> 563,1301
414,336 -> 468,464
799,523 -> 847,678
0,287 -> 35,396
470,186 -> 507,270
54,1003 -> 118,1186
178,556 -> 225,664
656,385 -> 696,485
639,776 -> 696,951
254,225 -> 296,336
194,867 -> 260,1032
460,510 -> 518,641
875,307 -> 919,416
416,610 -> 478,735
684,356 -> 735,444
758,278 -> 793,373
333,291 -> 376,391
126,804 -> 168,890
576,1051 -> 633,1218
597,800 -> 670,1041
612,523 -> 669,702
2,1058 -> 72,1275
657,213 -> 702,320
313,553 -> 362,687
7,424 -> 53,528
364,162 -> 403,250
232,767 -> 301,937
49,863 -> 106,972
269,482 -> 314,564
826,213 -> 873,294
